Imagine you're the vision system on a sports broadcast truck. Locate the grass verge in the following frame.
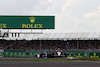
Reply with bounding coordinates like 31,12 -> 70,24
78,57 -> 100,61
0,58 -> 75,62
0,57 -> 100,62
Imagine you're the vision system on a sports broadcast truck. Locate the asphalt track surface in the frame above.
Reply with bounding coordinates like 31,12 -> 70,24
0,61 -> 100,67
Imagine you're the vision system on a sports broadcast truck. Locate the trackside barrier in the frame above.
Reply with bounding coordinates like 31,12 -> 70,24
75,52 -> 89,58
1,51 -> 100,58
66,52 -> 100,58
90,53 -> 100,58
66,52 -> 89,58
0,52 -> 4,57
3,52 -> 37,58
66,52 -> 75,57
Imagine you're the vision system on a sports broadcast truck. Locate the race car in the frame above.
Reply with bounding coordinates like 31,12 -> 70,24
53,48 -> 66,58
35,48 -> 66,58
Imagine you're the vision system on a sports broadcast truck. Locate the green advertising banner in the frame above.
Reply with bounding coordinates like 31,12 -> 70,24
90,53 -> 100,58
66,52 -> 75,57
75,52 -> 89,58
2,51 -> 100,58
0,16 -> 55,29
76,53 -> 84,58
66,52 -> 89,58
3,52 -> 38,58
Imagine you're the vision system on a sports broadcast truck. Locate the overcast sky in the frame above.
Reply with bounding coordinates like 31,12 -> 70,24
0,0 -> 100,33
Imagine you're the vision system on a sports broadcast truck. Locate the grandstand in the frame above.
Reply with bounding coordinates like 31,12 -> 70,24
7,32 -> 100,40
1,32 -> 100,50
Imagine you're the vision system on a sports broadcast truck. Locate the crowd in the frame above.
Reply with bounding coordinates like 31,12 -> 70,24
0,39 -> 100,50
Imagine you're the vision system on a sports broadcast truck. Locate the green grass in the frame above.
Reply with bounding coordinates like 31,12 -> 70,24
78,57 -> 100,61
0,58 -> 74,62
1,58 -> 100,62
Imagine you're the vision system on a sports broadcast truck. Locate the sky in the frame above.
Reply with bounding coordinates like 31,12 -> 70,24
0,0 -> 100,33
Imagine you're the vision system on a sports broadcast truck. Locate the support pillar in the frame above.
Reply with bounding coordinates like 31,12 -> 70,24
77,40 -> 79,49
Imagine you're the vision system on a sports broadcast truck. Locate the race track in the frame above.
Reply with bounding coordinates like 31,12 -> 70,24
0,61 -> 100,67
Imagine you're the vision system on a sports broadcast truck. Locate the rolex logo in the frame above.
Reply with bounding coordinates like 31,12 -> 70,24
94,53 -> 96,56
78,53 -> 80,56
29,17 -> 36,23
